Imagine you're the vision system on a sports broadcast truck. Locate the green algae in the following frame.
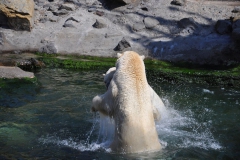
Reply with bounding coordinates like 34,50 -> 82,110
36,53 -> 240,87
0,77 -> 38,89
37,53 -> 116,70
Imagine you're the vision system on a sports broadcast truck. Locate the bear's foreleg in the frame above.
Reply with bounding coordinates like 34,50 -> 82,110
92,92 -> 114,116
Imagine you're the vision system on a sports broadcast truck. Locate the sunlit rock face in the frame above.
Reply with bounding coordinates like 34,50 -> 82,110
0,0 -> 35,31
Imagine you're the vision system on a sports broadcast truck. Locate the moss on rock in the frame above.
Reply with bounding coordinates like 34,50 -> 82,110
36,53 -> 240,87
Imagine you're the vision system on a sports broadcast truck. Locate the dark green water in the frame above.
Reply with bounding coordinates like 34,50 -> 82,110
0,68 -> 240,159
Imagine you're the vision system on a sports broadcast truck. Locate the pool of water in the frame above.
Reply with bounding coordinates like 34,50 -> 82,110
0,68 -> 240,159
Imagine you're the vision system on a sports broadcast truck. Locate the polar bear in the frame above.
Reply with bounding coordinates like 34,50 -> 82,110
92,51 -> 161,153
103,67 -> 166,121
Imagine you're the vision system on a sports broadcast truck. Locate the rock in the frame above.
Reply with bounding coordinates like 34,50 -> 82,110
215,20 -> 232,34
143,17 -> 159,29
127,5 -> 133,9
88,7 -> 97,12
34,0 -> 46,6
132,22 -> 145,31
0,32 -> 4,45
47,5 -> 58,12
60,3 -> 75,11
49,15 -> 59,22
66,17 -> 79,22
95,10 -> 104,16
63,20 -> 77,28
232,7 -> 240,13
177,17 -> 201,35
0,12 -> 8,28
53,9 -> 69,16
178,17 -> 199,29
114,37 -> 131,51
16,58 -> 45,70
116,0 -> 139,5
30,58 -> 45,68
92,19 -> 106,28
171,0 -> 185,6
232,28 -> 240,41
141,7 -> 148,11
92,1 -> 102,8
233,20 -> 240,30
0,0 -> 35,31
0,66 -> 34,79
39,41 -> 57,54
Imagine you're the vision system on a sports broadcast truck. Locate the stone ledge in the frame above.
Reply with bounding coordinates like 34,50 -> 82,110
0,66 -> 34,79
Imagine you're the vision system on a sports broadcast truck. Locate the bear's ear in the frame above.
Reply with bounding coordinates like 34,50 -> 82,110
103,74 -> 106,77
117,53 -> 122,58
141,55 -> 145,60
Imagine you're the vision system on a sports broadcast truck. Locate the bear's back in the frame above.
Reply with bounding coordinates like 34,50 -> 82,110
111,51 -> 161,153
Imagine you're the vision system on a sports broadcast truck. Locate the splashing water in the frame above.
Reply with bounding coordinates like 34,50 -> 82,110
156,98 -> 222,150
39,96 -> 222,153
38,114 -> 113,152
96,113 -> 115,147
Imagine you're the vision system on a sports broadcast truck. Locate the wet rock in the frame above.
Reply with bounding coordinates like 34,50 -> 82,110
17,58 -> 45,70
132,22 -> 145,32
60,3 -> 75,11
114,37 -> 131,51
215,20 -> 232,34
0,66 -> 34,79
232,19 -> 240,30
232,28 -> 240,41
92,19 -> 106,28
0,0 -> 35,31
143,17 -> 159,29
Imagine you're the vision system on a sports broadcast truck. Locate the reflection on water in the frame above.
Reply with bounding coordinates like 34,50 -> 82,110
0,68 -> 240,159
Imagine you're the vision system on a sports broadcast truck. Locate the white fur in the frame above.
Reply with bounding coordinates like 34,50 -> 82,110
92,51 -> 161,153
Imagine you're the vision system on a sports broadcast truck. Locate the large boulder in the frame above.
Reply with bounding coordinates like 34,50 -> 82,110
0,0 -> 35,31
232,28 -> 240,42
215,19 -> 232,35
